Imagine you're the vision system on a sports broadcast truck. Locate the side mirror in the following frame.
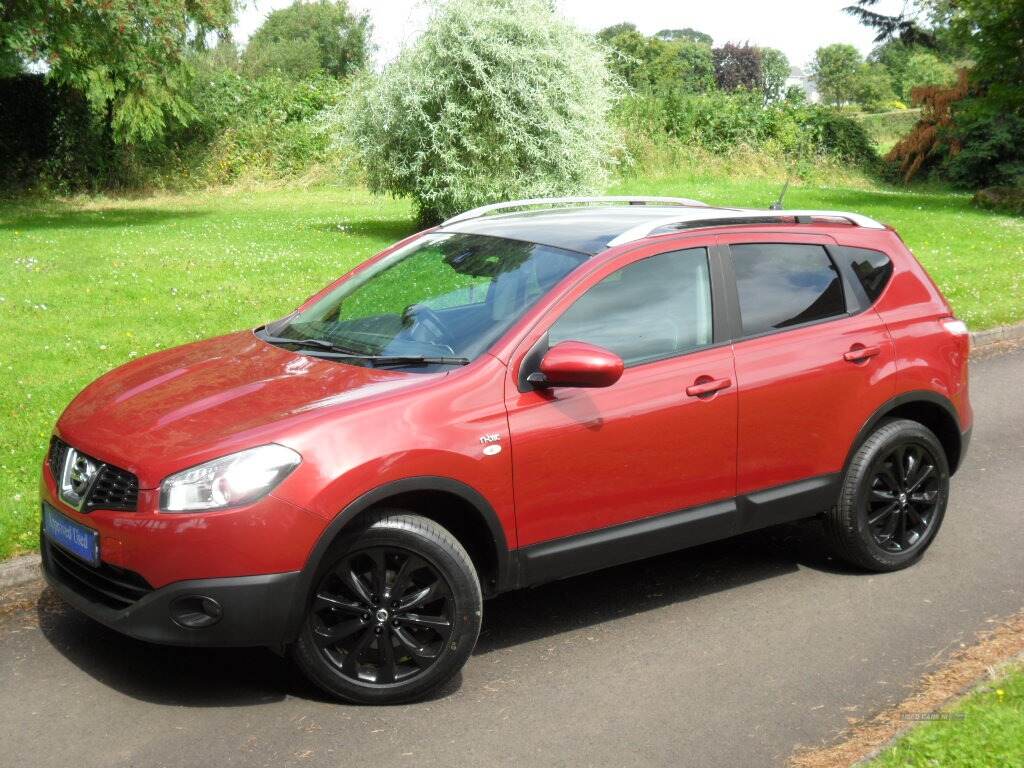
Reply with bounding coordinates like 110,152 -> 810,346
527,341 -> 624,389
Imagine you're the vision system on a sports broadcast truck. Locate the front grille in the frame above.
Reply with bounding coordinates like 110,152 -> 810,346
47,436 -> 69,480
86,465 -> 139,511
48,437 -> 139,512
46,540 -> 153,610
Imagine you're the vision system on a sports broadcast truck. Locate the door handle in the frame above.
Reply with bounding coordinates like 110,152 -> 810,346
843,344 -> 881,363
686,376 -> 732,398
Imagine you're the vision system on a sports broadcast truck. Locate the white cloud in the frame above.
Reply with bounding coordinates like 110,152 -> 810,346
233,0 -> 908,70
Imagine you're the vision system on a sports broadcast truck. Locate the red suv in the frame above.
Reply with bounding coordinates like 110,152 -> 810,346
40,197 -> 972,703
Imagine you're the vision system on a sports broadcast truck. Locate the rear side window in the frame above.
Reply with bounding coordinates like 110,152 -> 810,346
834,246 -> 893,307
731,243 -> 846,337
549,248 -> 712,366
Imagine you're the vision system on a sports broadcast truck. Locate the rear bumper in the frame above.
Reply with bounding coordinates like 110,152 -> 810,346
41,536 -> 300,647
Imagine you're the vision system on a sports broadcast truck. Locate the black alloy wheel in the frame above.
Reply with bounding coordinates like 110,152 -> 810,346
865,443 -> 942,554
824,418 -> 950,572
292,513 -> 482,704
311,547 -> 454,685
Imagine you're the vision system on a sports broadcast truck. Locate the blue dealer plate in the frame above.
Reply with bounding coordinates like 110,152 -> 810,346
43,503 -> 100,566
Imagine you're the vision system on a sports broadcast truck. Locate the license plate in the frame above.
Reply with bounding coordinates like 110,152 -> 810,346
43,503 -> 99,566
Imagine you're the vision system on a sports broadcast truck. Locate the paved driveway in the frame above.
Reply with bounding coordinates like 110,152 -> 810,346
2,348 -> 1022,767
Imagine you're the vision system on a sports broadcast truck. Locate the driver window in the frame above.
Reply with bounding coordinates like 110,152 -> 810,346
548,248 -> 713,367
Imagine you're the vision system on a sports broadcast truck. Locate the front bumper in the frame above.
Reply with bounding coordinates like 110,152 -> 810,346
41,536 -> 300,647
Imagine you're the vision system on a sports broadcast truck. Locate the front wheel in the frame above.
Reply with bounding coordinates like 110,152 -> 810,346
291,512 -> 482,704
824,419 -> 950,572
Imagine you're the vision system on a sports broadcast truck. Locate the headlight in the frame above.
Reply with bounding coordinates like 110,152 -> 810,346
160,444 -> 301,512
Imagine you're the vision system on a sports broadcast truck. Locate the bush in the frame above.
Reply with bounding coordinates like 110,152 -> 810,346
617,90 -> 877,165
173,68 -> 349,184
942,100 -> 1024,189
0,65 -> 351,192
343,0 -> 619,224
973,186 -> 1024,214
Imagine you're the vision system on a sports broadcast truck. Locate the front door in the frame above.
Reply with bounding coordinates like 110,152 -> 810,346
505,244 -> 738,574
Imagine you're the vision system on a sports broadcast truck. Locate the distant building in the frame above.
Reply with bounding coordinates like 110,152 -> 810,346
785,66 -> 819,103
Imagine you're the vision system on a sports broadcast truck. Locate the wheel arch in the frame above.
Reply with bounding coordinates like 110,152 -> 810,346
845,391 -> 965,476
283,477 -> 515,643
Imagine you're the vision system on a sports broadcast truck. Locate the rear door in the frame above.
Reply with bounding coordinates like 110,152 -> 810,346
720,233 -> 897,521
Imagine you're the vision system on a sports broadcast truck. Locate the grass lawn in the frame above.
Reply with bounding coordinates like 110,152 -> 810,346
865,664 -> 1024,767
1,176 -> 1023,558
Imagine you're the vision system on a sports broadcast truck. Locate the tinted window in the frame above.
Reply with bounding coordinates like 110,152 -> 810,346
549,248 -> 712,366
837,246 -> 893,305
732,244 -> 846,336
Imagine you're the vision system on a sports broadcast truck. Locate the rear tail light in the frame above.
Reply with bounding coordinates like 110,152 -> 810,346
942,318 -> 969,336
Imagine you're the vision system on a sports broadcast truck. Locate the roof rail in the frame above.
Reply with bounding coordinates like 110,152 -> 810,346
606,209 -> 886,247
441,196 -> 709,226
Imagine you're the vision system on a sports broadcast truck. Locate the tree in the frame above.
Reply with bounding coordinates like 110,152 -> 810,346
900,51 -> 956,101
853,62 -> 898,111
944,0 -> 1024,109
242,0 -> 371,80
601,28 -> 714,94
649,40 -> 715,94
654,28 -> 713,46
759,47 -> 790,102
601,28 -> 658,90
844,0 -> 939,47
811,44 -> 863,106
596,22 -> 639,43
712,43 -> 762,92
0,0 -> 237,143
346,0 -> 619,224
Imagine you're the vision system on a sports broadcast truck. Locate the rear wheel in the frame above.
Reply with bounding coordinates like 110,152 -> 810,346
292,512 -> 482,704
825,419 -> 950,572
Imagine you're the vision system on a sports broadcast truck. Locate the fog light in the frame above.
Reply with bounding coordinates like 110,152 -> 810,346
170,595 -> 223,629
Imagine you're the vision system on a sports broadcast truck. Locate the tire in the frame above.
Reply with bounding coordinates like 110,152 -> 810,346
824,418 -> 950,572
291,511 -> 482,704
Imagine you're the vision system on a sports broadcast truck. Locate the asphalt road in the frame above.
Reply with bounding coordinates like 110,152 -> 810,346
2,348 -> 1022,768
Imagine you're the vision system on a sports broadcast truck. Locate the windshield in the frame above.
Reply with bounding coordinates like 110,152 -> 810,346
267,233 -> 587,365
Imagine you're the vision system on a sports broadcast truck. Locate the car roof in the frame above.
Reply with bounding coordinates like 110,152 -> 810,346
438,206 -> 699,255
438,204 -> 886,255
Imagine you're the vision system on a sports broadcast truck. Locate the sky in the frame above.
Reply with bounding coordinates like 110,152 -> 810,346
232,0 -> 909,71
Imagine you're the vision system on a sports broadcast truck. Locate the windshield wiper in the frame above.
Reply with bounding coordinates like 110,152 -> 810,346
260,333 -> 468,366
258,332 -> 365,355
364,355 -> 470,367
300,350 -> 470,367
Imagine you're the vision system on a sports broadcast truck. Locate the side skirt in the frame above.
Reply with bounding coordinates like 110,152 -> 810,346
516,473 -> 840,589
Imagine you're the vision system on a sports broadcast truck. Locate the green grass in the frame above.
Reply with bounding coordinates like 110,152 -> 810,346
1,176 -> 1023,558
865,665 -> 1024,767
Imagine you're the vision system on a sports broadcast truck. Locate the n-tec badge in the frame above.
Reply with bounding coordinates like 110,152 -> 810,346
478,433 -> 501,444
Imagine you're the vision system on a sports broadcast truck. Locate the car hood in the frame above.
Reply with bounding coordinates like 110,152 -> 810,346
56,331 -> 439,487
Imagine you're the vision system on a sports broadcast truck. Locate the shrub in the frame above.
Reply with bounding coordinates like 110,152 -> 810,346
942,100 -> 1024,189
0,65 -> 351,192
617,90 -> 877,165
169,68 -> 350,184
343,0 -> 619,224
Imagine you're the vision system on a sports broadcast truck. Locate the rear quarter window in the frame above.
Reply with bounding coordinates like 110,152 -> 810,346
832,246 -> 894,310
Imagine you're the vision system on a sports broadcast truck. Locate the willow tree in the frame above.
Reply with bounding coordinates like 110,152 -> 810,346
345,0 -> 620,224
